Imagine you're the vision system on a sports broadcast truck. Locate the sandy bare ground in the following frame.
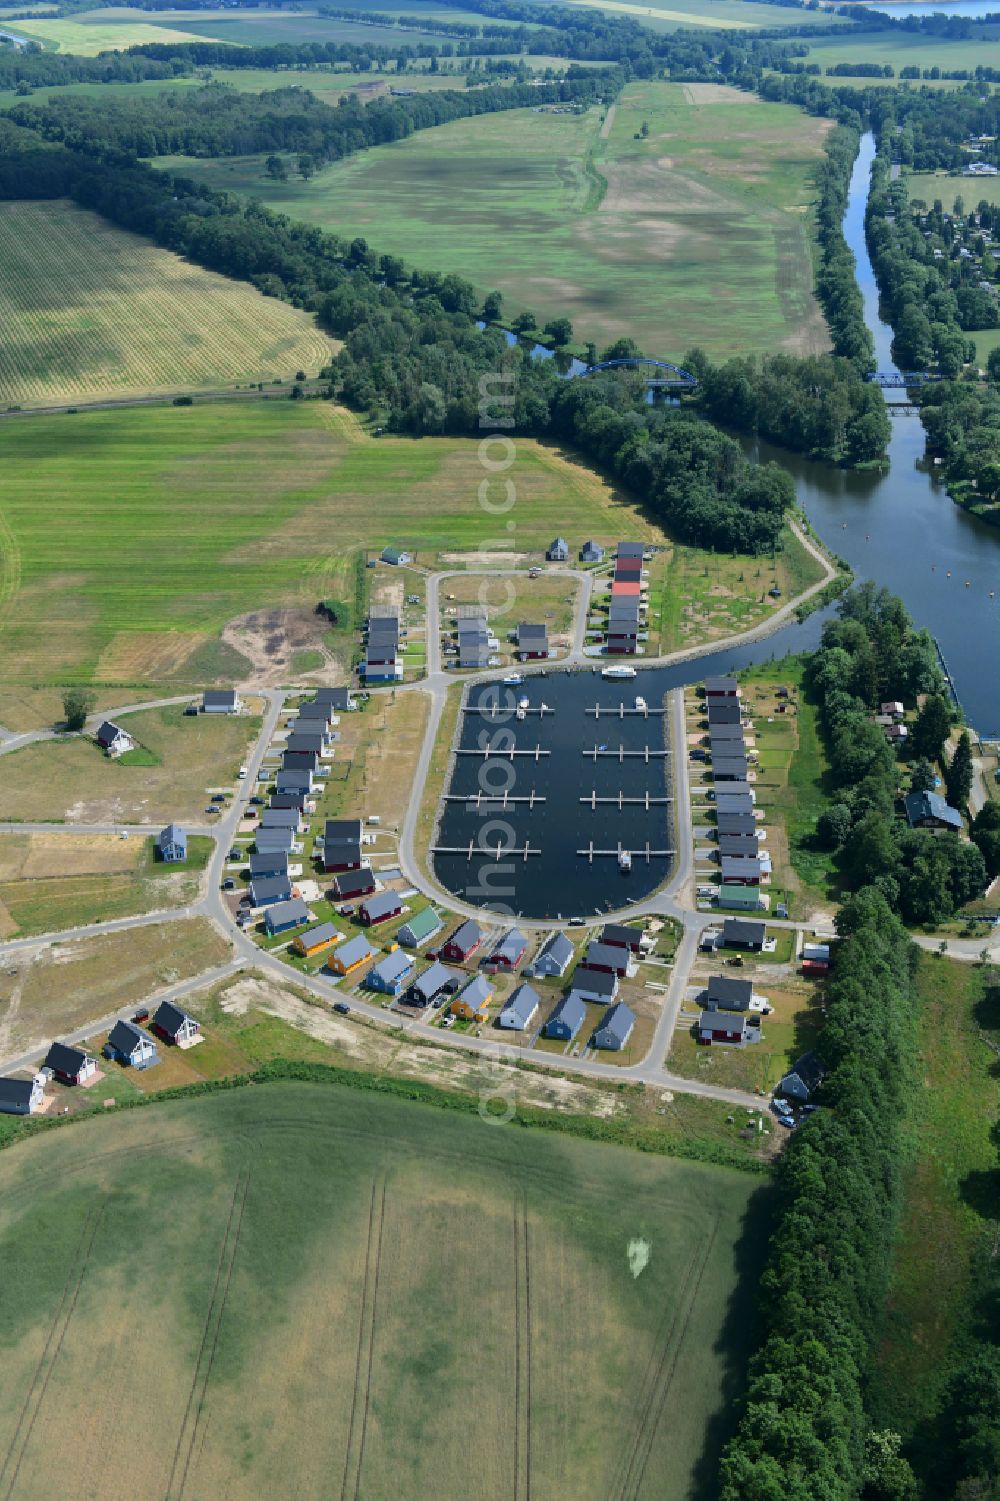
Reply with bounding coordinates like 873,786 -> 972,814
439,550 -> 529,567
219,972 -> 624,1118
222,607 -> 345,687
599,103 -> 617,140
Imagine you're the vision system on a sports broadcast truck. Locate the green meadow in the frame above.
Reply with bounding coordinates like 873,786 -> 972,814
0,399 -> 651,684
155,80 -> 832,361
798,25 -> 1000,80
0,1080 -> 765,1501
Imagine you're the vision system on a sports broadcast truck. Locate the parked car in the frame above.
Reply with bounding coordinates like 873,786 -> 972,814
184,705 -> 199,717
689,749 -> 708,762
238,765 -> 248,779
245,809 -> 257,820
222,878 -> 235,891
338,904 -> 355,917
228,848 -> 240,860
333,1002 -> 350,1016
249,795 -> 264,806
211,793 -> 226,803
205,806 -> 220,816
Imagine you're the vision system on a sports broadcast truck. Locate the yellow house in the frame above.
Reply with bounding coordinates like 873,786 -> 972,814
294,922 -> 340,958
450,974 -> 493,1022
326,934 -> 375,977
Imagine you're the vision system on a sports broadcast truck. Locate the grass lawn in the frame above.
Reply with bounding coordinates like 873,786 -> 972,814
668,979 -> 823,1094
0,915 -> 230,1059
3,14 -> 226,48
0,831 -> 211,938
554,0 -> 849,27
0,200 -> 332,408
414,681 -> 464,880
153,79 -> 832,361
904,171 -> 1000,211
0,706 -> 261,823
441,572 -> 580,660
656,525 -> 827,654
739,659 -> 838,913
797,26 -> 1000,80
870,955 -> 1000,1436
0,1076 -> 768,1500
0,400 -> 652,685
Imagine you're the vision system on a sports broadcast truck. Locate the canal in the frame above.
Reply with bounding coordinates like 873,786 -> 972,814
433,130 -> 998,917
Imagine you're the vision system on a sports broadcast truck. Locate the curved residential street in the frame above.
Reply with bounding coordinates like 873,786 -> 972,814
2,543 -> 985,1115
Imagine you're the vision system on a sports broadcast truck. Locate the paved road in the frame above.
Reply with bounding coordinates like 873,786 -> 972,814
0,544 -> 844,1111
0,694 -> 198,758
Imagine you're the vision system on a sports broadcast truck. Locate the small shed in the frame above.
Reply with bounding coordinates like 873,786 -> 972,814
157,824 -> 187,863
498,983 -> 540,1031
592,1000 -> 635,1052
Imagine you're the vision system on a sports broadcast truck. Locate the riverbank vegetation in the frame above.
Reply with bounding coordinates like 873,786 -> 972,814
807,585 -> 988,926
719,884 -> 921,1500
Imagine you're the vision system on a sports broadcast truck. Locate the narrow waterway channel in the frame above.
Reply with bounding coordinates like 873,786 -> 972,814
756,132 -> 1000,735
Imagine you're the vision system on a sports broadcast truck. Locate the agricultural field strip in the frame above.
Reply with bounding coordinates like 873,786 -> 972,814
0,1201 -> 106,1501
0,202 -> 330,408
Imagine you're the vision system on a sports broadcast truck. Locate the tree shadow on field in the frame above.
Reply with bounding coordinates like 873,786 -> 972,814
687,1180 -> 777,1501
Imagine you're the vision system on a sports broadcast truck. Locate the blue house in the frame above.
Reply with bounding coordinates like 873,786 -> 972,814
157,824 -> 187,863
592,1001 -> 636,1052
365,950 -> 416,996
543,994 -> 587,1042
580,540 -> 604,564
265,897 -> 310,936
546,537 -> 569,562
250,874 -> 293,908
530,931 -> 574,979
105,1019 -> 159,1070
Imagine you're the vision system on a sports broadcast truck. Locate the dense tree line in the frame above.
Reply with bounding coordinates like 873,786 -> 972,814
694,348 -> 889,462
7,72 -> 615,161
807,585 -> 987,924
719,883 -> 921,1500
815,124 -> 877,366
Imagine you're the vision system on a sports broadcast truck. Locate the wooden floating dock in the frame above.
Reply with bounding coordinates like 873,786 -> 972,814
455,747 -> 550,760
431,842 -> 541,862
463,704 -> 552,717
586,704 -> 666,718
442,791 -> 544,808
584,746 -> 670,762
577,843 -> 674,862
580,790 -> 672,809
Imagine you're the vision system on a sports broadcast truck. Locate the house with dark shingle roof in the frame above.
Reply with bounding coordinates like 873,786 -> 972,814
546,537 -> 569,562
265,897 -> 310,936
95,721 -> 134,758
0,1074 -> 45,1115
106,1019 -> 159,1070
779,1051 -> 825,1101
43,1042 -> 97,1085
904,790 -> 964,832
580,540 -> 604,564
202,689 -> 241,714
151,1001 -> 200,1047
530,931 -> 574,978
